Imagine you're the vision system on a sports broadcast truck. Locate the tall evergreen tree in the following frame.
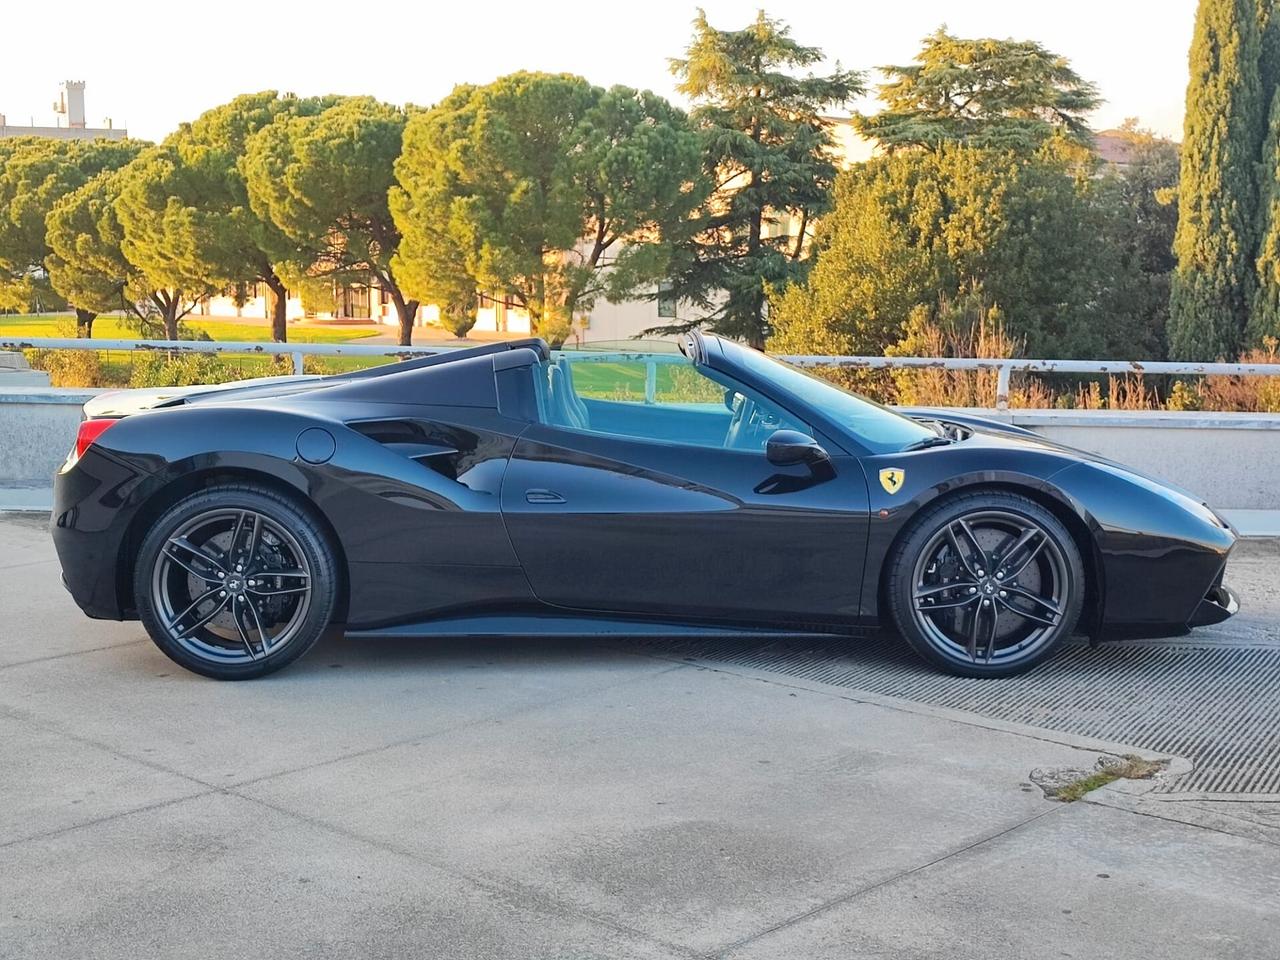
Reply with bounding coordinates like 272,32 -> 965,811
663,10 -> 863,348
1259,0 -> 1279,105
1250,1 -> 1280,341
1170,0 -> 1265,359
1253,91 -> 1280,341
856,29 -> 1101,153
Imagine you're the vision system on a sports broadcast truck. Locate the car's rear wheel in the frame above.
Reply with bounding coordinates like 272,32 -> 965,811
134,485 -> 338,679
886,491 -> 1085,677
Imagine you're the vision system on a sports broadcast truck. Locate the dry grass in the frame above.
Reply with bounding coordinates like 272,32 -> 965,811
810,332 -> 1280,413
887,309 -> 1021,408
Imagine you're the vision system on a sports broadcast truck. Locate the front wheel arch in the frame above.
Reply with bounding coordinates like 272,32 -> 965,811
876,481 -> 1102,641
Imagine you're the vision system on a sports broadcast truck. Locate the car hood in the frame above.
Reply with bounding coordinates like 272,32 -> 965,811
923,413 -> 1214,508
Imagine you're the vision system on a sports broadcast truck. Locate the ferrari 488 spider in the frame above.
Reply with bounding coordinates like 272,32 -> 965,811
51,334 -> 1238,679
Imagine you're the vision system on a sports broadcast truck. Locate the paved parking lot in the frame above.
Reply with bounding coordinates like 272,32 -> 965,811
3,512 -> 1279,959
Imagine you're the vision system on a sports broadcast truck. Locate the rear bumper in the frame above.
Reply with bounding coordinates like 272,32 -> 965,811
52,447 -> 149,621
1188,584 -> 1239,628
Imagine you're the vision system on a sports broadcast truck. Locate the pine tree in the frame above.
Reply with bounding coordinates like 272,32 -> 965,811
663,10 -> 863,348
856,29 -> 1101,153
1169,0 -> 1266,359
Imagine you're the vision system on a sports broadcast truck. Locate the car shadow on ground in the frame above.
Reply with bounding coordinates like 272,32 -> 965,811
303,627 -> 1054,677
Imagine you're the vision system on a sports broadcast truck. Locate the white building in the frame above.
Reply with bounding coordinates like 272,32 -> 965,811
0,82 -> 127,141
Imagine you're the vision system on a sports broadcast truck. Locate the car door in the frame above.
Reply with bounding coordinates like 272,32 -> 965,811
499,354 -> 871,625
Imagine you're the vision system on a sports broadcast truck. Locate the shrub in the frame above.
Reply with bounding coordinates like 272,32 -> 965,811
265,354 -> 335,377
24,348 -> 105,387
128,352 -> 242,388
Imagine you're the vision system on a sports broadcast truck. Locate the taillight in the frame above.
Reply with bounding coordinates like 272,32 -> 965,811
73,418 -> 119,460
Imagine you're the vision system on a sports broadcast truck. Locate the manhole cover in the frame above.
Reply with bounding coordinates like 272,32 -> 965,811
632,634 -> 1280,797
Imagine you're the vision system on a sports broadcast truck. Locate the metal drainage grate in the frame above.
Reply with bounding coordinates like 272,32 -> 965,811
633,634 -> 1280,797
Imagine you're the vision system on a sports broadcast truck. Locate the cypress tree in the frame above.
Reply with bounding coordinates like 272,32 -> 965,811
1170,0 -> 1265,359
1250,1 -> 1280,341
1259,0 -> 1279,103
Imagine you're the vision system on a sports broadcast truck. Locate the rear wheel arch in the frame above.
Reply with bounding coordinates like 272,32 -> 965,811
117,466 -> 349,624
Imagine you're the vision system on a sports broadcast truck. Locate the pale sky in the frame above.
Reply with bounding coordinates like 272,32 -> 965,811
2,0 -> 1198,143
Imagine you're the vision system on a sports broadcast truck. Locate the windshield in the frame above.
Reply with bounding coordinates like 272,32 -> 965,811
716,340 -> 937,453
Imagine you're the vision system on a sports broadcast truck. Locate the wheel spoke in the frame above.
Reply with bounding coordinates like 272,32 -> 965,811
166,585 -> 222,631
228,511 -> 248,559
1002,536 -> 1046,582
165,537 -> 226,579
945,523 -> 983,579
955,519 -> 985,561
916,592 -> 980,612
984,600 -> 1000,662
247,584 -> 309,597
230,601 -> 260,660
915,581 -> 979,600
995,526 -> 1039,572
965,603 -> 984,661
246,568 -> 310,597
247,513 -> 263,559
174,597 -> 231,640
243,598 -> 272,656
998,593 -> 1059,632
168,587 -> 230,639
1004,585 -> 1062,616
257,568 -> 308,580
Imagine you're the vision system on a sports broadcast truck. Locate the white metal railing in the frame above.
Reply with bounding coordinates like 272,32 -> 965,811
5,336 -> 1280,411
779,354 -> 1280,410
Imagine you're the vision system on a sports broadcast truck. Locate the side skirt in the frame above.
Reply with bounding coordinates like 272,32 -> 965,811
345,613 -> 860,640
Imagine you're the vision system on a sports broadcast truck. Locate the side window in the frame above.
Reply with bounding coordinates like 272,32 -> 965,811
537,356 -> 808,452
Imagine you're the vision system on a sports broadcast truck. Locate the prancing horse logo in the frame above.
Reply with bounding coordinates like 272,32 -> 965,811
879,468 -> 905,495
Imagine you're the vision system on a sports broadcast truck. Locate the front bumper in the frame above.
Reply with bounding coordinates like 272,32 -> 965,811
1188,584 -> 1240,628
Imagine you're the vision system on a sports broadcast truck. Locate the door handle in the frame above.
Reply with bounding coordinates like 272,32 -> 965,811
525,488 -> 567,504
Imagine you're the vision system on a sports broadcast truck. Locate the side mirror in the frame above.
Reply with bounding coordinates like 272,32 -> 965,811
766,429 -> 830,467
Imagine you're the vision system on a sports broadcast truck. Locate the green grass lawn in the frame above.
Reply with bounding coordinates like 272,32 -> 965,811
567,359 -> 726,402
0,313 -> 380,344
5,313 -> 398,387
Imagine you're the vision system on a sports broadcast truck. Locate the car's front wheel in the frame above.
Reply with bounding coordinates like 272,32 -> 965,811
134,484 -> 338,680
886,491 -> 1085,677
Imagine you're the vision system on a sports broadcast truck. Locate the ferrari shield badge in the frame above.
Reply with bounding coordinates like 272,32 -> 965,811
879,467 -> 905,495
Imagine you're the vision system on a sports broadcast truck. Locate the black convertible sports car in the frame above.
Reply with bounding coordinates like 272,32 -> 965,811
51,334 -> 1238,680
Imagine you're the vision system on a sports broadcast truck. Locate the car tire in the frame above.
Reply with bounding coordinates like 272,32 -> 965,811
134,484 -> 339,680
885,490 -> 1085,678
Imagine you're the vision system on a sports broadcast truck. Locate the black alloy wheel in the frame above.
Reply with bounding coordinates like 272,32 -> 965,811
135,485 -> 338,679
887,492 -> 1085,677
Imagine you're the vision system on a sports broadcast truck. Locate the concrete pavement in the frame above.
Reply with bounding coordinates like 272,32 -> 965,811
2,513 -> 1278,959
